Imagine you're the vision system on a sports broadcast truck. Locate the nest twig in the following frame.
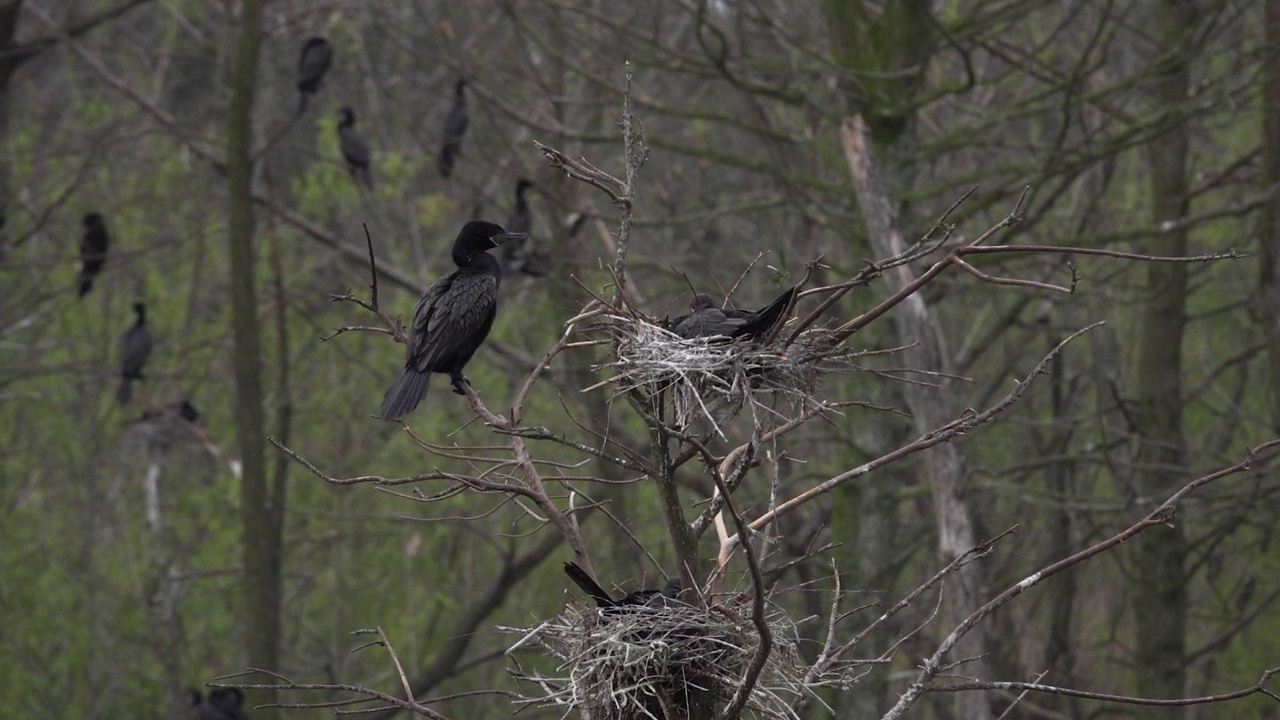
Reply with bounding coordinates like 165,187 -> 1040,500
587,311 -> 856,432
503,597 -> 815,720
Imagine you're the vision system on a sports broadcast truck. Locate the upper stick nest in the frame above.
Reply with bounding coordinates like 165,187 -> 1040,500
504,595 -> 810,720
590,311 -> 854,431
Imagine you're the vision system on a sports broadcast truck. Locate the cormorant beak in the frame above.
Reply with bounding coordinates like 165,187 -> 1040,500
491,232 -> 527,246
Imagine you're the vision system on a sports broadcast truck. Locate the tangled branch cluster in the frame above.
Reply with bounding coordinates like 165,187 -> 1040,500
591,311 -> 856,431
505,598 -> 813,720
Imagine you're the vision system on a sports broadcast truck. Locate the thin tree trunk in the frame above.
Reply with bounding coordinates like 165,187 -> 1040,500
144,462 -> 187,720
823,6 -> 987,717
1130,0 -> 1196,714
840,117 -> 991,720
226,2 -> 279,717
0,1 -> 24,239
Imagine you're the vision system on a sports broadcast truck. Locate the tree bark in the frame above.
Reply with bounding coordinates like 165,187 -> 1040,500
1259,0 -> 1280,432
226,2 -> 279,717
0,1 -> 20,234
1130,0 -> 1197,714
824,4 -> 988,717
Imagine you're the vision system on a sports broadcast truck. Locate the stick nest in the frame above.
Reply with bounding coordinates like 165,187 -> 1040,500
590,313 -> 855,430
504,597 -> 810,720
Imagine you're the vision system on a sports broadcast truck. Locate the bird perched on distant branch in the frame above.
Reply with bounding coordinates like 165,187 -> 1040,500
563,561 -> 682,610
117,302 -> 153,404
190,687 -> 250,720
77,213 -> 109,298
337,106 -> 373,189
379,220 -> 526,420
671,286 -> 796,340
502,179 -> 547,276
295,36 -> 333,117
438,79 -> 469,178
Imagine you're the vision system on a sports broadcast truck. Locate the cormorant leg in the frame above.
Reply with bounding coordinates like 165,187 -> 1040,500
450,373 -> 470,395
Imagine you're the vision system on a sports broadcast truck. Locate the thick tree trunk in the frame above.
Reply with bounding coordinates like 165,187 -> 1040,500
1259,0 -> 1280,432
0,1 -> 24,238
1130,0 -> 1196,714
226,2 -> 280,717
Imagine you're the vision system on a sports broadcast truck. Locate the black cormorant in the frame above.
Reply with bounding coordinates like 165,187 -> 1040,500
507,179 -> 533,236
438,80 -> 469,178
563,561 -> 682,610
379,220 -> 526,420
177,398 -> 199,422
190,688 -> 249,720
117,302 -> 154,404
337,107 -> 373,189
77,213 -> 109,298
295,36 -> 333,117
502,179 -> 546,276
671,286 -> 796,340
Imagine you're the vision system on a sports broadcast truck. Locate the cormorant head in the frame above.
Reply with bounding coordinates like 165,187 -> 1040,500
662,576 -> 683,596
338,106 -> 355,127
515,178 -> 534,196
132,302 -> 147,320
84,213 -> 104,227
454,79 -> 467,98
303,36 -> 330,53
690,293 -> 716,311
452,220 -> 526,265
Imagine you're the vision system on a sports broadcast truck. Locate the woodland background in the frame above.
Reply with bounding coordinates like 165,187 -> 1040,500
1,0 -> 1279,719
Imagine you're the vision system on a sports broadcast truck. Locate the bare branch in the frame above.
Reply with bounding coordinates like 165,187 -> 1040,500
727,323 -> 1103,548
935,666 -> 1280,708
880,439 -> 1280,718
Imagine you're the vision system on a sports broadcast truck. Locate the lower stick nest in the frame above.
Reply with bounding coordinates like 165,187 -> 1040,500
592,313 -> 854,430
506,598 -> 809,720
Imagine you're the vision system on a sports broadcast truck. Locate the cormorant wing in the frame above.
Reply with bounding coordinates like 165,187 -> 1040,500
297,38 -> 333,92
727,285 -> 796,339
673,307 -> 747,339
339,126 -> 370,168
121,325 -> 154,377
443,104 -> 469,145
564,561 -> 615,607
406,270 -> 499,374
438,95 -> 469,177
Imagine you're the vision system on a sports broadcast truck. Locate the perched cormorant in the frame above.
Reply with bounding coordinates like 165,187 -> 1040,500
191,688 -> 250,720
438,80 -> 469,178
563,561 -> 682,610
77,213 -> 109,298
507,179 -> 533,236
337,107 -> 373,189
671,286 -> 796,340
502,179 -> 545,276
210,688 -> 249,720
295,37 -> 333,117
117,302 -> 154,404
379,220 -> 526,420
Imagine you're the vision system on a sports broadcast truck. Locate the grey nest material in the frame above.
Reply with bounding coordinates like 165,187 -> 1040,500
592,313 -> 855,430
504,598 -> 811,720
